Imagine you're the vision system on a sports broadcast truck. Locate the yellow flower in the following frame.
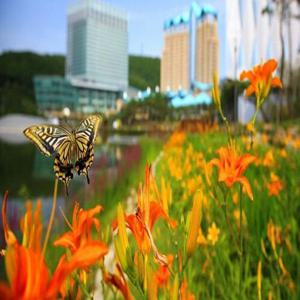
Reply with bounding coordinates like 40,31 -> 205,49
246,122 -> 255,134
197,228 -> 207,246
207,222 -> 220,245
262,150 -> 275,167
232,192 -> 239,205
279,149 -> 287,158
233,209 -> 246,230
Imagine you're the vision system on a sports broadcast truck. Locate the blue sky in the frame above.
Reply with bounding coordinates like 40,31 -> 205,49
0,0 -> 223,58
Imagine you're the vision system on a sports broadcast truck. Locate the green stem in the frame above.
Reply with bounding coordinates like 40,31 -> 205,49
74,273 -> 92,299
221,188 -> 240,254
41,178 -> 58,260
239,185 -> 243,298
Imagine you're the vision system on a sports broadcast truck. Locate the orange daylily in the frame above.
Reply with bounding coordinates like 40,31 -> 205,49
114,165 -> 176,263
0,192 -> 106,300
267,173 -> 284,197
240,59 -> 282,100
180,280 -> 196,300
210,146 -> 256,200
54,202 -> 108,270
103,263 -> 133,300
54,203 -> 104,250
155,254 -> 173,287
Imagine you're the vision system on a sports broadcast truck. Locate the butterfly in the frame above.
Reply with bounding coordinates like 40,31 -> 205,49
23,115 -> 102,194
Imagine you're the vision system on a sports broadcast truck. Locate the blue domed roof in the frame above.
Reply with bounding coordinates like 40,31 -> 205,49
164,12 -> 190,29
164,2 -> 217,29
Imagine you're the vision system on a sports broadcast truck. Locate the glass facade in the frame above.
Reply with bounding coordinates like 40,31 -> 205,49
34,76 -> 120,115
66,0 -> 128,92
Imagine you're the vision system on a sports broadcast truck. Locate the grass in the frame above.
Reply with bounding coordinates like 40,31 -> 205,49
153,130 -> 300,299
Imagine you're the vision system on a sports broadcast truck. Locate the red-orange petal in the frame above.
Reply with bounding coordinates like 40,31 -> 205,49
236,177 -> 254,200
2,192 -> 17,246
245,84 -> 256,97
271,77 -> 282,88
149,201 -> 176,230
262,59 -> 277,75
240,70 -> 255,82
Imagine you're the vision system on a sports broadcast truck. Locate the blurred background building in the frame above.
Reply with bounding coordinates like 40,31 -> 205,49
160,3 -> 218,94
160,3 -> 218,108
34,0 -> 128,117
223,0 -> 300,79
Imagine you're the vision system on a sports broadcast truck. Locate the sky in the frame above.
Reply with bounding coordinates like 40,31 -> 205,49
0,0 -> 223,58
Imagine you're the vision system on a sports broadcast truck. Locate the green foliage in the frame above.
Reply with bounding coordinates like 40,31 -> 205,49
0,51 -> 65,115
118,94 -> 171,124
0,51 -> 161,115
129,55 -> 160,90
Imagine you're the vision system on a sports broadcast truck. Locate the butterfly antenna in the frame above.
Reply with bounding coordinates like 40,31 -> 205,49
86,173 -> 90,184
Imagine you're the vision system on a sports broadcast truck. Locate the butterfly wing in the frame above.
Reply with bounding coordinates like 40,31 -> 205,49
23,125 -> 71,159
74,115 -> 102,183
23,125 -> 74,189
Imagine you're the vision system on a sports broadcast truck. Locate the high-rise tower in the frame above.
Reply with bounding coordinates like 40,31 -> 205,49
160,3 -> 219,93
66,0 -> 128,91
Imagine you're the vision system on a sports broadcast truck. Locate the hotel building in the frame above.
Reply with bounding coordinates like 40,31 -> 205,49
161,4 -> 219,93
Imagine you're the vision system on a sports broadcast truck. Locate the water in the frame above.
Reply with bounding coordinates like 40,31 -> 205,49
0,132 -> 142,250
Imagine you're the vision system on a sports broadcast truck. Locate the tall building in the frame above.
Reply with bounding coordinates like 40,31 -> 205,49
160,3 -> 219,93
66,0 -> 128,91
34,0 -> 128,116
161,16 -> 189,92
195,14 -> 219,84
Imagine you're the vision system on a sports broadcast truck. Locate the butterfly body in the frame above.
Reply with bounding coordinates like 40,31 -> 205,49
23,115 -> 102,194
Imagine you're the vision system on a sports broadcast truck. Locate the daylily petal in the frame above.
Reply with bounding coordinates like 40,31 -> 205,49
0,283 -> 12,300
67,241 -> 108,269
149,201 -> 176,230
53,232 -> 78,252
237,154 -> 256,174
240,70 -> 255,82
2,192 -> 17,246
262,59 -> 277,74
271,77 -> 282,88
236,177 -> 254,200
245,84 -> 255,97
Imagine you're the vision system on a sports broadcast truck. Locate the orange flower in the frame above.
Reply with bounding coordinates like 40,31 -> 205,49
210,146 -> 256,200
180,280 -> 195,300
54,203 -> 108,271
0,192 -> 106,300
267,173 -> 284,197
54,202 -> 104,251
262,150 -> 275,167
240,59 -> 282,100
155,254 -> 173,287
103,263 -> 133,300
114,165 -> 176,263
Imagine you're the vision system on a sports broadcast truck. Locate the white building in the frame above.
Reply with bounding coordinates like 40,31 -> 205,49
223,0 -> 300,79
66,0 -> 128,92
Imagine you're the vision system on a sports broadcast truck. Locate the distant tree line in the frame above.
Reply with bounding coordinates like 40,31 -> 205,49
0,51 -> 160,116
